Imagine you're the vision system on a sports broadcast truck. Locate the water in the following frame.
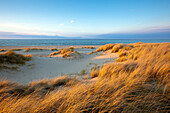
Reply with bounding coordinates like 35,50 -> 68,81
0,39 -> 169,46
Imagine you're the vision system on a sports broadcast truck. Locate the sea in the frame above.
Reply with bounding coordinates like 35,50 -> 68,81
0,39 -> 169,46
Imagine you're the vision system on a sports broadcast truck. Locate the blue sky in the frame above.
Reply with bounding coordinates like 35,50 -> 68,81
0,0 -> 170,38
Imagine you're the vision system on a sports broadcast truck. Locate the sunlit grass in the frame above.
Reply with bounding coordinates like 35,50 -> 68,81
49,46 -> 81,58
0,43 -> 169,112
0,50 -> 32,64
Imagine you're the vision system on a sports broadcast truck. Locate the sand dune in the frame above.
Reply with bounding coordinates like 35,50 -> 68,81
0,45 -> 115,83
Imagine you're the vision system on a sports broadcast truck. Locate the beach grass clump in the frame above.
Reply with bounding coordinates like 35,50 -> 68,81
122,46 -> 132,50
111,44 -> 124,53
31,48 -> 48,51
82,46 -> 95,49
58,48 -> 74,54
96,43 -> 114,52
0,49 -> 7,52
50,47 -> 80,58
115,56 -> 127,62
89,43 -> 133,55
49,51 -> 58,57
69,46 -> 74,50
90,68 -> 99,78
75,51 -> 80,55
79,69 -> 86,75
118,51 -> 127,57
24,48 -> 30,52
10,48 -> 22,51
62,52 -> 71,58
51,48 -> 58,51
31,48 -> 41,50
0,50 -> 32,64
111,44 -> 134,53
90,65 -> 100,78
88,44 -> 114,54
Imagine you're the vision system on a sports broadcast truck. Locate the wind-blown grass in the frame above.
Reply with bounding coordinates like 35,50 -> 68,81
96,43 -> 114,52
0,43 -> 169,112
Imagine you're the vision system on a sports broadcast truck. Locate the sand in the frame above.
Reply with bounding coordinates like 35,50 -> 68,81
0,45 -> 118,84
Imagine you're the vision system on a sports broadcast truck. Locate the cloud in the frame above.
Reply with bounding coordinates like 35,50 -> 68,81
0,23 -> 65,36
59,23 -> 64,26
70,20 -> 75,23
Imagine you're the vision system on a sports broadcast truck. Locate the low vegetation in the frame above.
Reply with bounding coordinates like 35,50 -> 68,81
0,49 -> 7,52
31,48 -> 47,50
115,56 -> 127,62
96,43 -> 114,52
79,69 -> 87,75
49,51 -> 58,57
0,43 -> 169,112
0,50 -> 32,65
82,46 -> 95,49
51,48 -> 58,51
24,48 -> 30,52
50,47 -> 81,58
89,43 -> 133,54
24,48 -> 48,52
90,68 -> 99,78
10,48 -> 22,51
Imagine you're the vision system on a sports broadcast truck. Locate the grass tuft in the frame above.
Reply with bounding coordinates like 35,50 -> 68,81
0,50 -> 32,65
51,48 -> 58,51
82,46 -> 95,49
96,43 -> 114,52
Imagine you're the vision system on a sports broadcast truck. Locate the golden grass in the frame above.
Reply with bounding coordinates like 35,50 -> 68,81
0,50 -> 32,64
111,44 -> 124,53
24,48 -> 30,52
96,43 -> 114,52
90,68 -> 99,78
118,51 -> 127,57
49,51 -> 57,57
0,43 -> 169,112
51,48 -> 58,51
50,47 -> 80,58
88,44 -> 114,54
89,43 -> 133,55
82,46 -> 95,49
58,48 -> 74,54
31,48 -> 42,50
0,49 -> 7,52
69,46 -> 74,49
24,48 -> 48,52
10,48 -> 22,51
115,56 -> 127,62
100,43 -> 170,84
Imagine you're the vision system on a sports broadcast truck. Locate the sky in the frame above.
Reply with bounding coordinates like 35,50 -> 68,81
0,0 -> 170,38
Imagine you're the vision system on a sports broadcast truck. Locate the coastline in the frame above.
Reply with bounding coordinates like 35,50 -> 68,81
0,45 -> 101,49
